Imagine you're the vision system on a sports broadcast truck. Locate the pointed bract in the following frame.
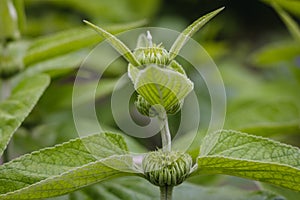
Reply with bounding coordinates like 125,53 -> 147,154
168,7 -> 224,61
83,20 -> 141,66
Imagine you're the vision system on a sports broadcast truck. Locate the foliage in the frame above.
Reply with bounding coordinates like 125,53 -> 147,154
0,0 -> 300,199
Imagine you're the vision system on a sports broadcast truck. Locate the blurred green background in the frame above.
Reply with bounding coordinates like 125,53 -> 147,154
1,0 -> 300,199
11,0 -> 298,150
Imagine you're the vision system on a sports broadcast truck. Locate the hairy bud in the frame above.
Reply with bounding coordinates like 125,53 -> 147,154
135,95 -> 181,116
142,151 -> 193,187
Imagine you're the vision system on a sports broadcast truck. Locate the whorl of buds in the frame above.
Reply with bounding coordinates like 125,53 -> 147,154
142,151 -> 193,187
135,46 -> 169,66
0,58 -> 23,79
135,95 -> 182,117
126,31 -> 193,117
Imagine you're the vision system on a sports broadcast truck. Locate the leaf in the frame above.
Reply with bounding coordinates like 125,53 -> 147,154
67,176 -> 283,200
272,3 -> 300,42
225,99 -> 300,137
168,7 -> 224,61
0,74 -> 50,157
0,0 -> 20,40
134,64 -> 193,111
83,20 -> 141,66
21,52 -> 84,78
23,20 -> 147,66
192,130 -> 300,191
262,0 -> 300,18
12,0 -> 26,33
29,0 -> 159,23
251,41 -> 300,66
0,132 -> 140,199
38,78 -> 117,113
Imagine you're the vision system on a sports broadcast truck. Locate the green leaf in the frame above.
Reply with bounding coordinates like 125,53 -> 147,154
83,20 -> 141,66
168,7 -> 224,61
12,0 -> 26,33
23,52 -> 84,77
134,64 -> 193,111
262,0 -> 300,18
28,0 -> 159,24
0,0 -> 20,40
272,3 -> 300,42
38,78 -> 117,113
0,132 -> 139,199
23,20 -> 146,66
225,99 -> 300,137
251,41 -> 300,66
0,74 -> 50,157
192,130 -> 300,191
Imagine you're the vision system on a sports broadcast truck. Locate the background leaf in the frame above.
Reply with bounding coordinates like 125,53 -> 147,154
251,41 -> 300,67
262,0 -> 300,18
272,3 -> 300,42
0,74 -> 50,157
23,20 -> 147,66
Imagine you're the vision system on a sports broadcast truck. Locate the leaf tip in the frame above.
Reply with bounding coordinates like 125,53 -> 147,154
213,6 -> 225,15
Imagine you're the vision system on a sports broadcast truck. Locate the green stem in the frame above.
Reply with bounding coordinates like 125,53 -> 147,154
160,115 -> 171,152
160,186 -> 173,200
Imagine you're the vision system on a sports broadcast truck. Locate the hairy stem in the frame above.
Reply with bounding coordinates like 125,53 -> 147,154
160,186 -> 173,200
161,115 -> 171,152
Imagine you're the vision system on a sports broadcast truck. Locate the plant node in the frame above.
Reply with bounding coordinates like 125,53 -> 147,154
142,150 -> 193,187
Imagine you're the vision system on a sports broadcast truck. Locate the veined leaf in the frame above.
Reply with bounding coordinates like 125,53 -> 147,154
192,130 -> 300,191
24,20 -> 146,66
0,74 -> 50,157
134,64 -> 193,111
0,132 -> 140,199
169,7 -> 224,61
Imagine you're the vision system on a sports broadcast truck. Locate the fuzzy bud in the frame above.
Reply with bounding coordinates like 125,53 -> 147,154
135,95 -> 182,117
142,151 -> 193,187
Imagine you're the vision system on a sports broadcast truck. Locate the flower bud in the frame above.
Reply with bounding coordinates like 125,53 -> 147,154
135,46 -> 169,66
135,95 -> 181,117
128,32 -> 193,116
142,151 -> 193,187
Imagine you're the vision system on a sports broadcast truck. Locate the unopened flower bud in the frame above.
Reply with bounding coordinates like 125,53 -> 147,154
142,151 -> 192,187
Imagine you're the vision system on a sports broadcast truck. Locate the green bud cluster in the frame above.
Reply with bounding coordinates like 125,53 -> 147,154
142,151 -> 193,187
135,94 -> 182,117
134,46 -> 169,66
129,39 -> 191,117
0,55 -> 23,79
